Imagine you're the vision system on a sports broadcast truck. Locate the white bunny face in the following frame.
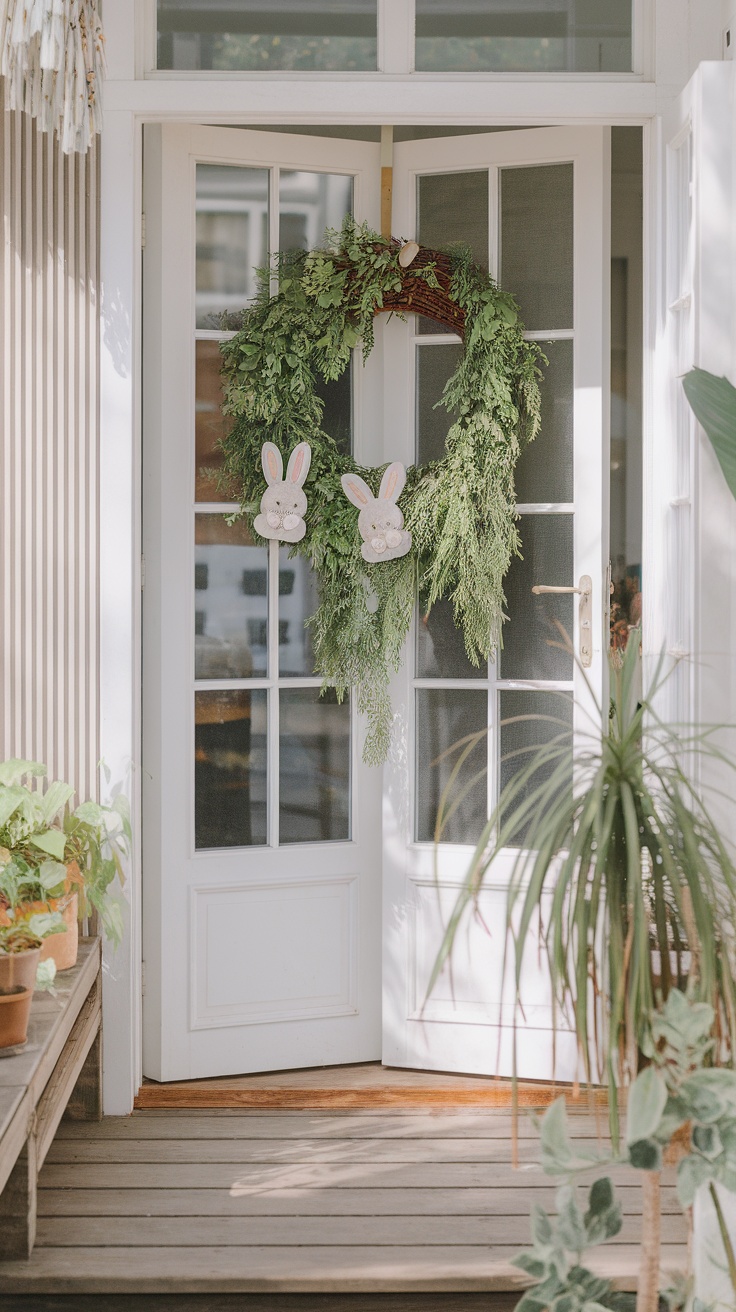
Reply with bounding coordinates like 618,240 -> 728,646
254,441 -> 312,543
341,462 -> 412,564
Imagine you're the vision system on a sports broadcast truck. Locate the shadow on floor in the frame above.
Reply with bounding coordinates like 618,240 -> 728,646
0,1297 -> 521,1312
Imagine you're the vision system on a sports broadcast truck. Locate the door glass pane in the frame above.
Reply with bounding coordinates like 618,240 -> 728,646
195,515 -> 268,679
515,339 -> 573,506
417,597 -> 478,680
196,164 -> 269,328
501,514 -> 574,681
415,1 -> 632,73
279,548 -> 320,676
315,361 -> 352,457
195,340 -> 239,503
279,689 -> 351,844
415,689 -> 488,845
279,171 -> 353,253
417,171 -> 488,332
500,164 -> 573,331
195,689 -> 267,849
416,342 -> 463,463
499,689 -> 573,847
158,1 -> 378,71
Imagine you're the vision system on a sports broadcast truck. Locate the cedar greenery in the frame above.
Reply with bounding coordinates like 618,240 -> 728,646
219,218 -> 543,763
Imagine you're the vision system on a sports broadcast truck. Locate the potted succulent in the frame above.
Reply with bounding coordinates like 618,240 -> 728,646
0,920 -> 62,1049
433,634 -> 736,1312
0,759 -> 130,971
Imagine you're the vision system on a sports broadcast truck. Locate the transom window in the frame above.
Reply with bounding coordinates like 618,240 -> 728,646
155,0 -> 634,74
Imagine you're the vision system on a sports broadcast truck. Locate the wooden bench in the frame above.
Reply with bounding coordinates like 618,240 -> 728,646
0,937 -> 102,1258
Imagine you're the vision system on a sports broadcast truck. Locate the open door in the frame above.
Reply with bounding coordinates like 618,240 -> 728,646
382,127 -> 611,1081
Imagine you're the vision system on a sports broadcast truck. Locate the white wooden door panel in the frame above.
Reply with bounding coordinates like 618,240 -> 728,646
143,125 -> 383,1081
383,127 -> 610,1080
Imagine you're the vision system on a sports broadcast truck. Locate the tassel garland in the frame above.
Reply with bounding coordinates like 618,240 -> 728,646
1,0 -> 106,154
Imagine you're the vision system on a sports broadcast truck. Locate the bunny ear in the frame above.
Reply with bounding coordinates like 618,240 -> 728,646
286,442 -> 311,487
341,473 -> 374,509
379,462 -> 406,503
261,442 -> 283,485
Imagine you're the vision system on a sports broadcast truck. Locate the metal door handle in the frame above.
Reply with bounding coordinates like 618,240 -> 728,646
531,575 -> 593,667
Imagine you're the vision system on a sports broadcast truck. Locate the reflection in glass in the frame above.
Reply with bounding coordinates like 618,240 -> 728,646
279,548 -> 320,675
195,516 -> 268,678
417,172 -> 488,332
515,339 -> 573,505
195,689 -> 267,849
500,164 -> 573,331
157,0 -> 378,71
279,689 -> 350,843
196,164 -> 269,328
499,689 -> 573,847
415,1 -> 632,73
416,597 -> 477,679
195,340 -> 239,502
501,515 -> 574,681
315,358 -> 352,457
415,689 -> 488,844
415,342 -> 463,463
279,171 -> 353,254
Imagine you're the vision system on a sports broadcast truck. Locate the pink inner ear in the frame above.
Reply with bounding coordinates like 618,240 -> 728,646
267,450 -> 280,481
384,469 -> 398,500
291,449 -> 304,482
347,480 -> 369,506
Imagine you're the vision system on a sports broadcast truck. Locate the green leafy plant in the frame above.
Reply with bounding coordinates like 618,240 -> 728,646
219,217 -> 543,763
0,759 -> 130,946
683,368 -> 736,500
512,1177 -> 625,1312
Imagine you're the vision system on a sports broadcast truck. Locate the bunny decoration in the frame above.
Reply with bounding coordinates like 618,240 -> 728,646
341,463 -> 412,563
254,442 -> 312,543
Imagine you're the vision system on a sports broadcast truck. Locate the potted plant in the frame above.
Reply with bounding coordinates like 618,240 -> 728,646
433,634 -> 736,1312
0,759 -> 130,971
0,920 -> 63,1049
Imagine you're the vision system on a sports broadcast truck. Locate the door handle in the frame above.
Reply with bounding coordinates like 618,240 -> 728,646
531,575 -> 593,667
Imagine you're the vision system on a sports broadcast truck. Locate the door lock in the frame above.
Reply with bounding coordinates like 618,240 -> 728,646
531,575 -> 593,667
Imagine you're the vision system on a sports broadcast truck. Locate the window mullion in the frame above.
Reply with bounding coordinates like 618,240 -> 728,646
378,0 -> 414,74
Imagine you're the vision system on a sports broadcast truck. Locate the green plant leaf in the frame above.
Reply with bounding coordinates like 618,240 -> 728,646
626,1067 -> 668,1144
29,829 -> 67,861
627,1139 -> 662,1172
683,368 -> 736,499
26,911 -> 66,939
0,760 -> 45,786
0,786 -> 30,828
36,859 -> 69,895
556,1185 -> 587,1255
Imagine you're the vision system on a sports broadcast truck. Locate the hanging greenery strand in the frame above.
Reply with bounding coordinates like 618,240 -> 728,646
1,0 -> 105,154
219,219 -> 544,764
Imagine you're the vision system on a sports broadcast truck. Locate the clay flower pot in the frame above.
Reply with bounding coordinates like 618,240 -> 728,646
39,891 -> 79,972
0,986 -> 33,1048
0,945 -> 40,994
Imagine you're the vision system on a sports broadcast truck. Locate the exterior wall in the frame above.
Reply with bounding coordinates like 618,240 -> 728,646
0,110 -> 100,801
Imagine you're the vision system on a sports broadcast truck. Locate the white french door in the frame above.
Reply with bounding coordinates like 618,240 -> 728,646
142,126 -> 383,1081
382,128 -> 610,1081
143,123 -> 610,1083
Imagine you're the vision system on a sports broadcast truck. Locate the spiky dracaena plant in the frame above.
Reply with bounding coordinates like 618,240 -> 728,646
430,633 -> 736,1312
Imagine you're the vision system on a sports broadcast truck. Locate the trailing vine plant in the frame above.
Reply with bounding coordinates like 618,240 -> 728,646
219,218 -> 543,764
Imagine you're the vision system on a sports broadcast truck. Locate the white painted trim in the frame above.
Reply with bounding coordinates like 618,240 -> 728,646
99,110 -> 143,1115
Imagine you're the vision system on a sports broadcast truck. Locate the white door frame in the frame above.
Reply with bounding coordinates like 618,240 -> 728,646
98,0 -> 690,1113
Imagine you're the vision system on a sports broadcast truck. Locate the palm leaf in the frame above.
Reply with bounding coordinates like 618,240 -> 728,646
683,368 -> 736,499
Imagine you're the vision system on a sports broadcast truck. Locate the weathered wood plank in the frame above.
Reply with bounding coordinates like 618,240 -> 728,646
36,1183 -> 683,1219
54,1111 -> 607,1141
36,1209 -> 688,1248
38,1160 -> 672,1190
35,978 -> 101,1170
0,1085 -> 32,1194
64,1027 -> 102,1122
0,1138 -> 37,1258
0,1242 -> 686,1294
0,1294 -> 523,1311
44,1136 -> 605,1166
134,1085 -> 605,1110
0,941 -> 100,1097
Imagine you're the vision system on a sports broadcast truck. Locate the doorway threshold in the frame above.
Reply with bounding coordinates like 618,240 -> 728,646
135,1063 -> 606,1110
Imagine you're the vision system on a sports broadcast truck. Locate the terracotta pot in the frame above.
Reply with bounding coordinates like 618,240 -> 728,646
0,946 -> 41,994
39,891 -> 79,971
0,986 -> 33,1048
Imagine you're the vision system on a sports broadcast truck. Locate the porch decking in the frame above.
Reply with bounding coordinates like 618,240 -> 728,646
0,1107 -> 687,1296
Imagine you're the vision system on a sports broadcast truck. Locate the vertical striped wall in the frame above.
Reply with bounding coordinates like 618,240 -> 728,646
0,107 -> 100,801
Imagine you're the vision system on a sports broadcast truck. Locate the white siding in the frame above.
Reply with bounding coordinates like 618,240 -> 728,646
0,109 -> 99,800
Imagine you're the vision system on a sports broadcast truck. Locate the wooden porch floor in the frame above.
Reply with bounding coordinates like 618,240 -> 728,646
0,1108 -> 687,1296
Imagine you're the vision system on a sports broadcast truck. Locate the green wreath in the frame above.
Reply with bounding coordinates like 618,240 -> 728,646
219,218 -> 544,765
